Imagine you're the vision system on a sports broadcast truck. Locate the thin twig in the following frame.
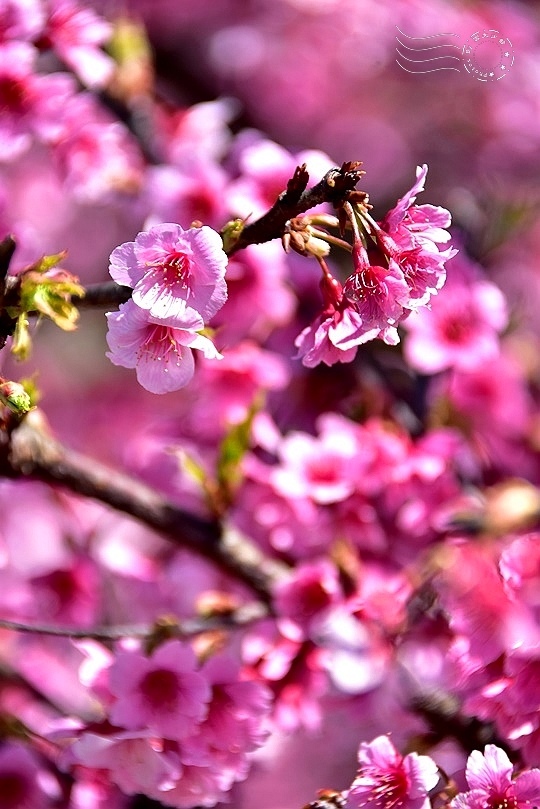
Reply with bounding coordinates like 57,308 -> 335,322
0,602 -> 268,641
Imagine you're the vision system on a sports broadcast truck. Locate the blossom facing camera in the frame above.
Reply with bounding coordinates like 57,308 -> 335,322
345,736 -> 439,809
451,746 -> 540,809
106,222 -> 228,393
109,222 -> 228,326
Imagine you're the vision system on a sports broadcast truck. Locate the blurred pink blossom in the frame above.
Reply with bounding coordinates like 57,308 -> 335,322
108,640 -> 211,738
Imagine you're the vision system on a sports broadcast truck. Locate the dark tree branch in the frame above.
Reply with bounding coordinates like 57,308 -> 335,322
227,163 -> 365,255
0,234 -> 17,350
0,410 -> 284,603
410,686 -> 518,760
71,163 -> 365,309
76,282 -> 132,309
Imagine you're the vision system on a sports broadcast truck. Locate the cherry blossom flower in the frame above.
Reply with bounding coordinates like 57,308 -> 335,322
295,269 -> 379,367
403,267 -> 508,374
69,729 -> 182,797
108,640 -> 211,739
270,420 -> 360,504
145,161 -> 230,231
43,0 -> 114,89
164,98 -> 238,167
436,542 -> 540,665
106,300 -> 222,394
384,165 -> 454,259
0,0 -> 45,42
198,653 -> 272,758
53,95 -> 145,201
300,165 -> 455,365
0,41 -> 75,161
109,223 -> 228,325
343,242 -> 410,346
0,742 -> 62,807
451,745 -> 540,809
343,165 -> 455,320
273,559 -> 343,637
345,735 -> 439,809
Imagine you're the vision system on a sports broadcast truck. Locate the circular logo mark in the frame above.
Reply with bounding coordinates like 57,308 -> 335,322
462,29 -> 514,81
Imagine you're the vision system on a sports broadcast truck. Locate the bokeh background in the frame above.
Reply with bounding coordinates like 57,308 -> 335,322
2,1 -> 540,807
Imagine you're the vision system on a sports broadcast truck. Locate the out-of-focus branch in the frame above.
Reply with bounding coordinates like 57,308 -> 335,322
76,281 -> 132,309
0,410 -> 284,603
0,602 -> 267,641
0,235 -> 17,350
410,686 -> 517,760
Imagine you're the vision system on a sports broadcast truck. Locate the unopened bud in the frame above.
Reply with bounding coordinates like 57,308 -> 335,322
0,378 -> 32,414
221,218 -> 245,253
284,218 -> 330,258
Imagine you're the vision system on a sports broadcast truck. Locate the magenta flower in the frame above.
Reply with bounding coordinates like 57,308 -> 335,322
295,270 -> 379,368
0,41 -> 75,161
345,736 -> 439,809
69,730 -> 182,797
343,243 -> 410,345
341,165 -> 455,340
403,263 -> 508,374
273,559 -> 342,636
109,223 -> 228,326
0,742 -> 56,808
106,300 -> 222,394
380,165 -> 456,307
108,640 -> 211,739
44,0 -> 114,89
451,746 -> 540,809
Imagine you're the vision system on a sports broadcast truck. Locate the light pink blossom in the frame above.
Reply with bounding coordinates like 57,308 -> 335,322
53,95 -> 144,201
451,745 -> 540,809
69,730 -> 182,797
109,223 -> 228,325
270,423 -> 359,504
404,270 -> 508,374
108,640 -> 211,739
345,735 -> 439,809
43,0 -> 114,88
273,559 -> 342,637
0,41 -> 75,160
106,300 -> 222,394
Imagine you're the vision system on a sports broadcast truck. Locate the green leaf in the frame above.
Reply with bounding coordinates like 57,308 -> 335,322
216,397 -> 261,502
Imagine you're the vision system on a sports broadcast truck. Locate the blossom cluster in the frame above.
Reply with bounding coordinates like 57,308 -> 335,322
342,738 -> 540,809
57,640 -> 271,807
106,223 -> 228,393
2,1 -> 540,809
295,164 -> 456,366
